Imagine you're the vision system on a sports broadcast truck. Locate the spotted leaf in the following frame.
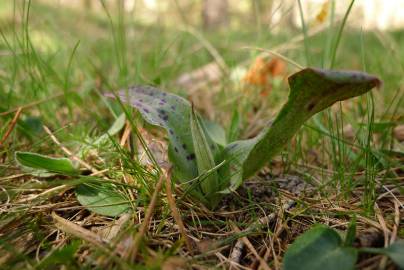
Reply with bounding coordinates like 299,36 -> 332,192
105,86 -> 220,186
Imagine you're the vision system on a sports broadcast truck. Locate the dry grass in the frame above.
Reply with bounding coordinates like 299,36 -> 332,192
1,1 -> 403,269
1,122 -> 403,269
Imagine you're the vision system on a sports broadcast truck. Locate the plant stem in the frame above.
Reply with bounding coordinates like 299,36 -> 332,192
243,98 -> 307,178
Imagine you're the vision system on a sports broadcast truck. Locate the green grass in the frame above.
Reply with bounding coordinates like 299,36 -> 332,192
0,1 -> 403,269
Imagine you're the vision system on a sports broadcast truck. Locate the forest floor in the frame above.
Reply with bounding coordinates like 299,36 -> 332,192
0,1 -> 403,269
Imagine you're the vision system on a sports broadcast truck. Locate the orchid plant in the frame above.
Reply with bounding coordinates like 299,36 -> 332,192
107,68 -> 381,208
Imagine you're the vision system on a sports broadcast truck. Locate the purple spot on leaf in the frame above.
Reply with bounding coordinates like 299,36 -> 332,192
229,144 -> 238,150
158,114 -> 167,121
186,153 -> 195,160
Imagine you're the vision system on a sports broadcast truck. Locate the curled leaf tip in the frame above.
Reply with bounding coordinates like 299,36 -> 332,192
290,67 -> 382,89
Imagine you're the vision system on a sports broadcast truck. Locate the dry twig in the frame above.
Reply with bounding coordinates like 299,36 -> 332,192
0,93 -> 64,117
165,168 -> 193,253
128,174 -> 165,261
229,200 -> 295,265
230,221 -> 272,270
52,212 -> 110,252
0,107 -> 22,147
43,125 -> 100,174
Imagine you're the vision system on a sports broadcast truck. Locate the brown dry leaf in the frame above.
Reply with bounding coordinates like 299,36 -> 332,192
393,125 -> 404,141
268,57 -> 286,77
243,57 -> 268,86
242,57 -> 286,96
314,1 -> 330,25
137,127 -> 169,169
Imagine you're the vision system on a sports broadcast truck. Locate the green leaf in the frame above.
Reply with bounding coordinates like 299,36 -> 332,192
218,136 -> 260,192
78,113 -> 126,160
107,113 -> 126,136
221,68 -> 381,191
105,86 -> 221,184
361,241 -> 404,269
75,183 -> 131,217
202,118 -> 227,147
190,106 -> 219,206
106,87 -> 197,182
105,68 -> 381,207
382,241 -> 404,269
283,224 -> 358,270
344,216 -> 356,247
15,151 -> 79,177
227,108 -> 240,143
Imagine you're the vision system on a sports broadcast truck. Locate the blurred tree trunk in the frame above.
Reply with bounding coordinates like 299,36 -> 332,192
84,0 -> 92,10
202,0 -> 229,30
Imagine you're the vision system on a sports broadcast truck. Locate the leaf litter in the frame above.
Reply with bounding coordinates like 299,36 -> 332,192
2,64 -> 403,269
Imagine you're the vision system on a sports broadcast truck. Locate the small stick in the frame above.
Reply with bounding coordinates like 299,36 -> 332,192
52,212 -> 110,252
128,174 -> 165,261
120,121 -> 132,147
0,93 -> 64,116
242,47 -> 303,69
18,184 -> 69,203
50,212 -> 128,269
268,238 -> 280,270
229,240 -> 244,269
390,200 -> 400,244
0,107 -> 22,147
216,251 -> 251,270
376,179 -> 404,209
229,200 -> 295,265
374,203 -> 390,247
165,168 -> 193,253
230,221 -> 272,270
